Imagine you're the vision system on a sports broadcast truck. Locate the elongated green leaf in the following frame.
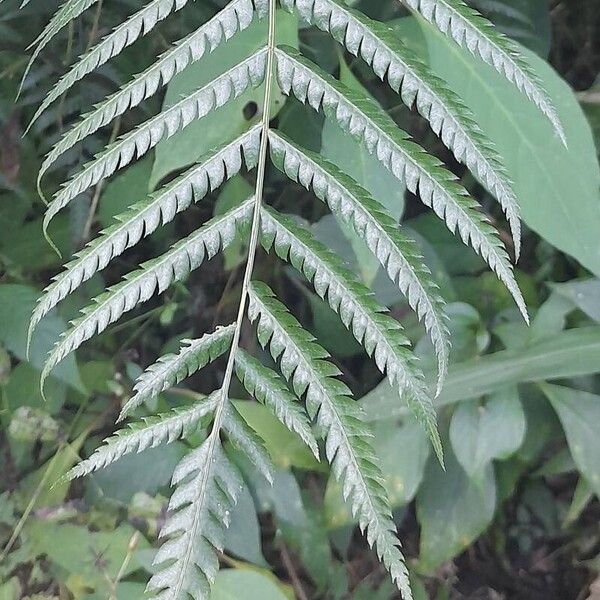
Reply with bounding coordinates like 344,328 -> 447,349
280,0 -> 521,255
38,0 -> 266,194
41,198 -> 254,390
68,393 -> 219,479
401,0 -> 565,142
397,17 -> 600,279
541,384 -> 600,497
274,45 -> 527,323
42,50 -> 267,232
416,446 -> 496,571
260,205 -> 440,456
119,324 -> 236,420
269,129 -> 450,390
247,281 -> 413,598
29,126 -> 260,348
449,386 -> 525,477
29,0 -> 191,128
234,349 -> 319,459
21,0 -> 99,91
363,326 -> 600,420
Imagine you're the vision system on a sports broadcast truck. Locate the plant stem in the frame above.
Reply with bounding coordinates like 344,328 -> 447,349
166,5 -> 276,593
212,0 -> 276,430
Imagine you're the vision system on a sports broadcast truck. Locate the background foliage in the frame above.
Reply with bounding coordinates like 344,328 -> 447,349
0,0 -> 599,598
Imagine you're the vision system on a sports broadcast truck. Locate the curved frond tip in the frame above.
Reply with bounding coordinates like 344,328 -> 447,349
147,434 -> 243,599
28,0 -> 192,130
401,0 -> 566,145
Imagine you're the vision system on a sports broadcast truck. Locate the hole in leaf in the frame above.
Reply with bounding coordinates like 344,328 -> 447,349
243,101 -> 258,120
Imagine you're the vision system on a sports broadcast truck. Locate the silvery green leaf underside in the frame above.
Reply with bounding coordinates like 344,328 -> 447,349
247,281 -> 413,599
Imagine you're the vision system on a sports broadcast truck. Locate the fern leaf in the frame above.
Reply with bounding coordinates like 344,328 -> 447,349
234,348 -> 319,458
42,50 -> 267,232
41,198 -> 254,391
401,0 -> 566,143
274,45 -> 528,324
68,393 -> 219,479
29,127 -> 260,349
269,129 -> 450,391
119,325 -> 236,421
276,8 -> 522,255
222,402 -> 273,482
147,433 -> 243,599
20,0 -> 99,92
259,205 -> 441,454
38,0 -> 266,193
247,281 -> 414,597
29,0 -> 192,128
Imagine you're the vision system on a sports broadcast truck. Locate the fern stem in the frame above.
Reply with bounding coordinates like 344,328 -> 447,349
160,6 -> 276,593
217,0 -> 276,412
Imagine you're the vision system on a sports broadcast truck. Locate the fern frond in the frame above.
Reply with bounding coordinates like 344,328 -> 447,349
274,45 -> 528,323
42,50 -> 267,233
68,393 -> 219,479
147,433 -> 243,599
21,0 -> 99,92
234,348 -> 319,458
28,0 -> 192,128
119,325 -> 236,421
222,402 -> 273,482
276,7 -> 522,255
259,206 -> 441,455
401,0 -> 566,143
29,127 -> 261,349
37,0 -> 265,194
269,129 -> 450,391
41,198 -> 255,391
247,281 -> 414,597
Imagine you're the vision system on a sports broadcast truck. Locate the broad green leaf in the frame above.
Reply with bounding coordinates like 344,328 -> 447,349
18,430 -> 88,509
550,278 -> 600,323
215,175 -> 254,270
87,442 -> 186,503
225,484 -> 266,566
3,362 -> 66,415
416,447 -> 496,571
232,401 -> 322,471
0,285 -> 84,392
362,326 -> 600,420
449,386 -> 525,477
212,569 -> 291,600
26,521 -> 148,593
528,292 -> 574,342
563,477 -> 593,527
150,10 -> 298,188
396,17 -> 600,277
541,383 -> 600,497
